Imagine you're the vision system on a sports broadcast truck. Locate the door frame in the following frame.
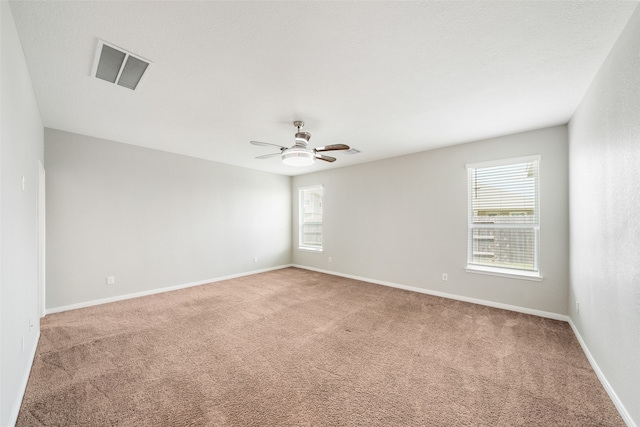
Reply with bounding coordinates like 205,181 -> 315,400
38,160 -> 46,317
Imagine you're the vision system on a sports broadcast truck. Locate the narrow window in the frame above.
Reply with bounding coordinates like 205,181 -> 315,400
466,156 -> 541,279
299,185 -> 323,252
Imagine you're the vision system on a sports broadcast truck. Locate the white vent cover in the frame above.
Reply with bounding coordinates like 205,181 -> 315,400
92,40 -> 151,90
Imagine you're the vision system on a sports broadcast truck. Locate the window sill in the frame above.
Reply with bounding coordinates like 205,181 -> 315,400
298,247 -> 323,253
465,265 -> 542,281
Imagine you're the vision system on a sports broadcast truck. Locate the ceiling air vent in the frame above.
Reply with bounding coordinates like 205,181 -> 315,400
92,40 -> 151,91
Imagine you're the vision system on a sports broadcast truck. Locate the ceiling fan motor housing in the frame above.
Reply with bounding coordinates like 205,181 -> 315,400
295,132 -> 311,145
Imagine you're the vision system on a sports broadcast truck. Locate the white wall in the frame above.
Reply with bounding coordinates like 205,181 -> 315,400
45,129 -> 291,310
0,2 -> 44,425
568,6 -> 640,426
293,125 -> 569,316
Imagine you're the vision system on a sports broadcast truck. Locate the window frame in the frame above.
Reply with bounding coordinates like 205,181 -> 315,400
298,185 -> 324,252
465,156 -> 542,281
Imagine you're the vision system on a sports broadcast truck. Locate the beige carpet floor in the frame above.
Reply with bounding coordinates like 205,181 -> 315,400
18,267 -> 623,426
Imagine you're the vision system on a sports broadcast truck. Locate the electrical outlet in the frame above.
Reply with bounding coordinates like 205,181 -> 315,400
328,257 -> 332,263
253,256 -> 258,263
106,276 -> 115,285
576,301 -> 580,314
442,273 -> 448,281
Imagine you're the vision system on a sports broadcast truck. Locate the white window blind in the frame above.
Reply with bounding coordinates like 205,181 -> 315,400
467,156 -> 540,277
299,185 -> 323,251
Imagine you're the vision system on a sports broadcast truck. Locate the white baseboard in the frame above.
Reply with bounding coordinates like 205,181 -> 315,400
46,264 -> 293,315
294,265 -> 637,425
8,330 -> 41,427
292,264 -> 569,321
568,319 -> 636,427
40,264 -> 633,426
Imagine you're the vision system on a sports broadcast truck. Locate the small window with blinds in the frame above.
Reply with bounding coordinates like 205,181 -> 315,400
299,185 -> 323,252
466,156 -> 541,279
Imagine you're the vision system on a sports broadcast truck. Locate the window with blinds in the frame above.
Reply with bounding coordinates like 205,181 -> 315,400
466,156 -> 540,278
299,185 -> 323,251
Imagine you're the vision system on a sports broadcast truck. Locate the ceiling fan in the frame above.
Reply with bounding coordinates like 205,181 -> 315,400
250,121 -> 350,166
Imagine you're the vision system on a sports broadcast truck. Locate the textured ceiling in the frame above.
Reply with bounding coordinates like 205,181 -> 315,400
9,1 -> 638,176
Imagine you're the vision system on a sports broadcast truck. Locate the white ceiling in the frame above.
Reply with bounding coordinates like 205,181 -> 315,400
9,1 -> 638,176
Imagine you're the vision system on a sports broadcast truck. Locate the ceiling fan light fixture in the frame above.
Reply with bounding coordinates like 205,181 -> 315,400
252,121 -> 348,166
282,147 -> 316,166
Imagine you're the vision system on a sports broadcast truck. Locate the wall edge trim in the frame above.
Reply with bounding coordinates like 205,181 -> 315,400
292,264 -> 569,321
568,319 -> 636,427
45,264 -> 293,314
39,265 -> 637,424
8,330 -> 41,427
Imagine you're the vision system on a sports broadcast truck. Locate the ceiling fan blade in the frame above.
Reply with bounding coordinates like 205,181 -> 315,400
314,144 -> 350,152
255,152 -> 282,159
250,140 -> 287,150
315,153 -> 336,163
